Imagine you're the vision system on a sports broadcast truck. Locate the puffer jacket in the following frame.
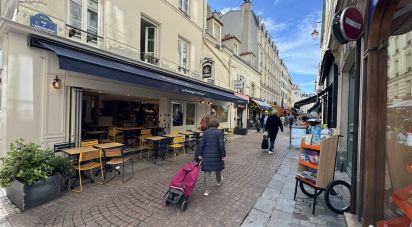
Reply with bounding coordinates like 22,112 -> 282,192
196,128 -> 226,172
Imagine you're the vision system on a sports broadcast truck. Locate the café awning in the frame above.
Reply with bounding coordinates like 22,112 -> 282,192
251,99 -> 272,110
293,95 -> 317,109
28,35 -> 247,105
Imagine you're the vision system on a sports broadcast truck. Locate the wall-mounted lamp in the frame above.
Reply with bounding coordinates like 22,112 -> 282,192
52,76 -> 61,89
200,100 -> 205,104
208,101 -> 213,105
311,22 -> 322,40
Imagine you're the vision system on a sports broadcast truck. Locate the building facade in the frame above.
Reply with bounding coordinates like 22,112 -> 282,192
0,0 -> 250,154
219,0 -> 291,106
319,0 -> 412,225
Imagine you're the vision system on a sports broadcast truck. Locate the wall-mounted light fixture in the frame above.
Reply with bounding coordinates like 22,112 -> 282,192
52,76 -> 61,89
208,101 -> 213,105
311,22 -> 321,40
200,100 -> 205,104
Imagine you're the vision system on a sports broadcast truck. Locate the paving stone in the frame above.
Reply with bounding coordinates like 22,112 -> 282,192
275,198 -> 295,213
242,208 -> 270,227
254,196 -> 276,214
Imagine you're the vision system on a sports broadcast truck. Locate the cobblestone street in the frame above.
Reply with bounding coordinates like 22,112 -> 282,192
1,130 -> 290,227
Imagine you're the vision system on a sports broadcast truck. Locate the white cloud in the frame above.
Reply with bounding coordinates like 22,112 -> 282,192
220,7 -> 240,15
261,17 -> 288,34
256,10 -> 264,16
271,11 -> 322,79
273,0 -> 281,5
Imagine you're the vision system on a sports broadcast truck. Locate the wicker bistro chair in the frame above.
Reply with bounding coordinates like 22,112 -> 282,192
168,136 -> 185,160
69,149 -> 105,192
104,148 -> 134,183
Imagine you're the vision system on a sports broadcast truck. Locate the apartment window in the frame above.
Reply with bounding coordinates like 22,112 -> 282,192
140,18 -> 158,65
179,0 -> 189,15
68,0 -> 100,44
251,82 -> 256,98
234,43 -> 239,55
213,22 -> 221,41
178,38 -> 189,73
406,52 -> 411,72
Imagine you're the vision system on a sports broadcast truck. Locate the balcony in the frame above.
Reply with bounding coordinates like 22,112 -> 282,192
178,66 -> 190,74
140,53 -> 159,66
66,24 -> 103,45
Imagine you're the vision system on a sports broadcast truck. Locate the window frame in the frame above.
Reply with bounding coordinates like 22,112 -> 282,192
178,37 -> 190,73
67,0 -> 102,45
179,0 -> 189,16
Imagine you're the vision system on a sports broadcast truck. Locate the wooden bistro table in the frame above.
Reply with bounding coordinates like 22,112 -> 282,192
93,142 -> 124,175
163,134 -> 179,138
145,136 -> 168,164
84,130 -> 108,143
116,127 -> 142,146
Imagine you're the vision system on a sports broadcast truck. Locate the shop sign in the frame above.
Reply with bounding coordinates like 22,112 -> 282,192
30,14 -> 57,34
181,88 -> 205,96
340,7 -> 364,41
234,80 -> 244,89
202,59 -> 213,79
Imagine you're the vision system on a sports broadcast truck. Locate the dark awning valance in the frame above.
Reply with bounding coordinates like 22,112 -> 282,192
319,50 -> 334,86
293,95 -> 317,109
307,101 -> 321,113
28,35 -> 247,105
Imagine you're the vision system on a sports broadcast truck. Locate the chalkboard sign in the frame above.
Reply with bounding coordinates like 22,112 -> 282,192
290,126 -> 307,148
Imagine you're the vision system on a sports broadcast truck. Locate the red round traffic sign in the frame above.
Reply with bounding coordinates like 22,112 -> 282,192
340,7 -> 364,41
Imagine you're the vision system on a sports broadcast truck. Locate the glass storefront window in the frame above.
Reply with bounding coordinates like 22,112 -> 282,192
172,102 -> 183,126
186,103 -> 195,125
384,27 -> 412,220
212,104 -> 228,123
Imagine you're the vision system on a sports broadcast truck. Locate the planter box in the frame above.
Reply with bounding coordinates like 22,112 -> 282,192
234,127 -> 248,135
6,175 -> 62,211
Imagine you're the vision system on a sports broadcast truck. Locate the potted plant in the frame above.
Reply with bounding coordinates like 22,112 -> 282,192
0,139 -> 74,211
234,127 -> 248,135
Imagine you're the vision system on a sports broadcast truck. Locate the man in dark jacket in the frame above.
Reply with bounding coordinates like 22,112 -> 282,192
265,110 -> 283,154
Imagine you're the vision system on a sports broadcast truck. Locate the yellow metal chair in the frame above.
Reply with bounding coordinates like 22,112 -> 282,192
81,139 -> 99,148
103,129 -> 123,143
105,148 -> 134,183
171,130 -> 181,135
168,136 -> 185,160
69,149 -> 104,192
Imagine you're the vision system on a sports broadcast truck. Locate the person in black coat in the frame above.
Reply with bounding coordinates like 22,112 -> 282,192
196,118 -> 225,197
265,111 -> 283,154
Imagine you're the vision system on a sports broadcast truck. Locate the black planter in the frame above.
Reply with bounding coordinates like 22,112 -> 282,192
6,175 -> 62,211
234,127 -> 248,135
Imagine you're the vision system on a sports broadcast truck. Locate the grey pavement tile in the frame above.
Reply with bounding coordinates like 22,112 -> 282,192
274,198 -> 295,213
267,179 -> 284,193
261,188 -> 281,201
241,208 -> 270,227
254,196 -> 276,215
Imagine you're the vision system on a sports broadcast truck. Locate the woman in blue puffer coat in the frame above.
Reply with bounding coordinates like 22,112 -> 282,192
196,117 -> 226,197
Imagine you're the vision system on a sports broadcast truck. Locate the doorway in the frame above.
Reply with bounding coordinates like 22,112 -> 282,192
346,65 -> 356,174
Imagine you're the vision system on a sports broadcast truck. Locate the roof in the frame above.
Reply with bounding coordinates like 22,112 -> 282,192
207,15 -> 224,26
240,51 -> 256,57
221,35 -> 241,43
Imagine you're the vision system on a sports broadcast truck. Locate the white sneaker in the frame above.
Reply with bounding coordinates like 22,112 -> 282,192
216,176 -> 223,186
268,151 -> 274,154
204,190 -> 211,196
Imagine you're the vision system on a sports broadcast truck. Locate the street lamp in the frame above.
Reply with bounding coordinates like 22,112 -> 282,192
311,22 -> 321,40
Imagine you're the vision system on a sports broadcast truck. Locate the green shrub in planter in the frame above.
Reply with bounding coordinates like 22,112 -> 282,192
0,139 -> 74,211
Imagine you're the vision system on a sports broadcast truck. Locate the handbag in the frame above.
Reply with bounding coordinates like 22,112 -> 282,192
261,135 -> 269,149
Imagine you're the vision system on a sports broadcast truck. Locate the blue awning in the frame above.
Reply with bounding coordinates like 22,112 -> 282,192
251,99 -> 272,110
28,35 -> 247,105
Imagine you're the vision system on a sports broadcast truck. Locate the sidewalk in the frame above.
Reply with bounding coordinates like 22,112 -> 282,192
0,130 -> 290,227
241,148 -> 346,227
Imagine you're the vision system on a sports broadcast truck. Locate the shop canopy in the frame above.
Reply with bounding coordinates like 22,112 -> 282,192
251,99 -> 272,110
307,101 -> 321,113
293,85 -> 332,109
28,35 -> 247,105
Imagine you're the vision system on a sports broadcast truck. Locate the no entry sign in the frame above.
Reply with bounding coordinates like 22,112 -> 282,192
340,7 -> 364,41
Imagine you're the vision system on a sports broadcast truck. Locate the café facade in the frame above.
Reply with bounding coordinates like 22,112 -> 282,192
0,21 -> 247,155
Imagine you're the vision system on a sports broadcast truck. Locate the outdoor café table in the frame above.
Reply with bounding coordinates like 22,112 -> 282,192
93,142 -> 124,175
179,131 -> 197,153
84,130 -> 107,142
116,127 -> 142,146
179,131 -> 194,136
62,147 -> 100,186
145,136 -> 168,163
163,134 -> 179,138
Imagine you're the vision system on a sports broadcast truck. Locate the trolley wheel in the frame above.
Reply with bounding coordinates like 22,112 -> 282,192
324,180 -> 351,214
299,181 -> 322,198
181,201 -> 188,211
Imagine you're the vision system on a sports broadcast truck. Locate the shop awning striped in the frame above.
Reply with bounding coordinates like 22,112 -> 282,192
28,35 -> 247,105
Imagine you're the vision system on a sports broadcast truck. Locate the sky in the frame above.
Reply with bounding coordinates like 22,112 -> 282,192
207,0 -> 323,94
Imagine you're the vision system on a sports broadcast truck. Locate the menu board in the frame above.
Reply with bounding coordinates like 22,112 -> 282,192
290,126 -> 307,148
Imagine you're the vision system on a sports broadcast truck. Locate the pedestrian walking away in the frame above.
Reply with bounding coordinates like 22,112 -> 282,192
196,118 -> 225,197
260,110 -> 269,132
265,110 -> 283,154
